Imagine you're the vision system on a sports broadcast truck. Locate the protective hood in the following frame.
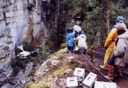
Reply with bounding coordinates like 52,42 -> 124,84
118,32 -> 128,39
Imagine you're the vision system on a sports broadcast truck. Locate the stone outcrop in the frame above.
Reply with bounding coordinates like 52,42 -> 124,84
0,0 -> 49,85
25,53 -> 75,88
25,48 -> 107,88
25,48 -> 87,88
0,43 -> 13,83
0,0 -> 49,47
0,0 -> 68,87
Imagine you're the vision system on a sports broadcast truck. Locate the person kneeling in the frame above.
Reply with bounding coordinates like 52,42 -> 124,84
75,34 -> 88,54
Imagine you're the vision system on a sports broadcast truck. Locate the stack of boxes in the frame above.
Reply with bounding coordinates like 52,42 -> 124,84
94,81 -> 117,88
82,72 -> 97,88
73,68 -> 85,81
67,77 -> 78,88
66,67 -> 117,88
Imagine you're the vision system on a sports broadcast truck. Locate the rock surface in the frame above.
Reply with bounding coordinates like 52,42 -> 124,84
0,44 -> 13,83
25,50 -> 102,88
25,48 -> 128,88
0,0 -> 49,87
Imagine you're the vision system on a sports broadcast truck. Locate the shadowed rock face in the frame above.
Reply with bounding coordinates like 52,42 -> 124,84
0,0 -> 49,86
0,0 -> 49,47
0,0 -> 67,87
0,43 -> 13,84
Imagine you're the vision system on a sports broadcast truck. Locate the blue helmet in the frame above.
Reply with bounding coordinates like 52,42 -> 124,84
116,16 -> 125,22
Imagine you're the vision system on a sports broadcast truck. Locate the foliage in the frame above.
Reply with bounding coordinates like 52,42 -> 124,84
48,48 -> 67,58
63,0 -> 101,45
60,43 -> 66,49
44,0 -> 128,49
52,65 -> 69,77
11,56 -> 31,77
40,45 -> 50,60
62,0 -> 128,46
25,83 -> 49,88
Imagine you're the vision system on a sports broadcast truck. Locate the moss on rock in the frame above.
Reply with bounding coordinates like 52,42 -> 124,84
48,48 -> 67,58
25,83 -> 49,88
52,65 -> 70,77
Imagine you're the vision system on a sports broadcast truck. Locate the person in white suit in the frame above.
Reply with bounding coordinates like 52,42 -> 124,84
75,34 -> 88,54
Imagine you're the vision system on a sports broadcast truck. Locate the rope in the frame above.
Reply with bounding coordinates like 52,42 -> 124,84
84,54 -> 113,82
79,51 -> 121,88
89,49 -> 104,56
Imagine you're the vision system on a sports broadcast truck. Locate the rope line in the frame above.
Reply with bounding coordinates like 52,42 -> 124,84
78,50 -> 120,88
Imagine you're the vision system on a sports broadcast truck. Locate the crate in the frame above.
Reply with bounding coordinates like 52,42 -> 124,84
82,72 -> 97,88
73,67 -> 85,81
94,81 -> 117,88
67,77 -> 78,88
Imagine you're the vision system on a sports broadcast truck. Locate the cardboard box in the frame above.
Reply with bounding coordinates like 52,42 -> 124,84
73,67 -> 85,81
67,77 -> 78,88
82,72 -> 97,88
94,81 -> 117,88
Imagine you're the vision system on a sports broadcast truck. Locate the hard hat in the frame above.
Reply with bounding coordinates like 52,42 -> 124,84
73,25 -> 82,32
116,16 -> 125,22
116,23 -> 126,30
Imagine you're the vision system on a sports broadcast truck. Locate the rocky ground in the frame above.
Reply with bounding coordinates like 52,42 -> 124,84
0,43 -> 13,84
1,46 -> 128,88
25,47 -> 128,88
23,47 -> 106,88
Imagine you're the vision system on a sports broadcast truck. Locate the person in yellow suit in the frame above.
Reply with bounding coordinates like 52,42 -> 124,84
100,16 -> 126,70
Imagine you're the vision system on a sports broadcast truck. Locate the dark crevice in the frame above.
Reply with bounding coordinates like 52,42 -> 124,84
3,11 -> 7,26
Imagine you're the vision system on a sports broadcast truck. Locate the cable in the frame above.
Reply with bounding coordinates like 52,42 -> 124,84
79,52 -> 121,88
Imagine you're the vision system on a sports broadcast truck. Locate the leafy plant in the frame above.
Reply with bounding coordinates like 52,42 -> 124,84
39,45 -> 50,60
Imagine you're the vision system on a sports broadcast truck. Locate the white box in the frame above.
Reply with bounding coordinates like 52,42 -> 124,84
67,77 -> 78,88
82,72 -> 97,88
94,81 -> 117,88
73,67 -> 85,81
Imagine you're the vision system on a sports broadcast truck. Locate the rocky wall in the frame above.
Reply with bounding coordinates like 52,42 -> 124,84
0,0 -> 49,83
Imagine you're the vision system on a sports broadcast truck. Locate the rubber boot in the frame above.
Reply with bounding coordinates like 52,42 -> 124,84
107,64 -> 114,80
117,66 -> 123,78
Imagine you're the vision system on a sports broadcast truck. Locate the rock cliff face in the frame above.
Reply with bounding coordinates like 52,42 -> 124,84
0,0 -> 49,47
0,0 -> 49,86
0,0 -> 68,87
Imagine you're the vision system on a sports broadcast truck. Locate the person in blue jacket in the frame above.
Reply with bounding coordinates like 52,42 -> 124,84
66,28 -> 75,53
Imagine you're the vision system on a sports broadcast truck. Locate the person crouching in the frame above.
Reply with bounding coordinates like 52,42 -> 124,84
75,34 -> 88,54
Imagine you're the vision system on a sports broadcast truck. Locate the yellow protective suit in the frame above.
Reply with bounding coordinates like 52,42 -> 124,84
103,28 -> 118,70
